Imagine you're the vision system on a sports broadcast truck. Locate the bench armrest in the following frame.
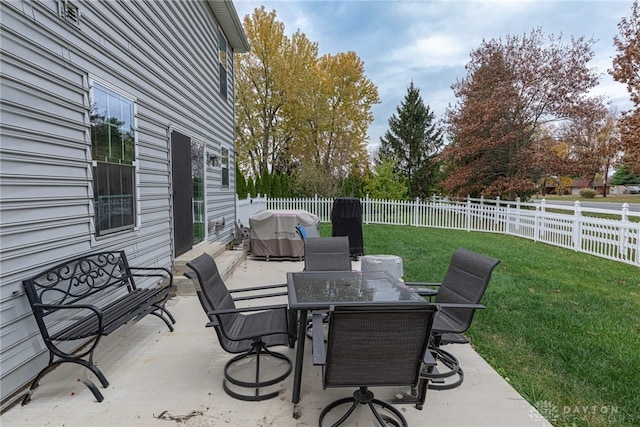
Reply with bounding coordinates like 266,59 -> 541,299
33,303 -> 104,335
129,266 -> 173,283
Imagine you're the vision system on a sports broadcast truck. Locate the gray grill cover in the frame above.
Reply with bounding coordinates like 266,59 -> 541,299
249,210 -> 320,259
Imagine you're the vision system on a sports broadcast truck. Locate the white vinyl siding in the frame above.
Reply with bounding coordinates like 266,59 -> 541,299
0,0 -> 244,408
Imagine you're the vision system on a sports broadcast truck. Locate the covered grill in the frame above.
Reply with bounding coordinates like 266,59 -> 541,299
331,197 -> 363,259
249,210 -> 319,260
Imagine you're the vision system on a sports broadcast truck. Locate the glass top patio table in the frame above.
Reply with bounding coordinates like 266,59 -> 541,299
286,270 -> 427,415
287,270 -> 425,309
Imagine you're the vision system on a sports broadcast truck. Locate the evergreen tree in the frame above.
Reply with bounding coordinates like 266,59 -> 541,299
282,173 -> 293,197
272,173 -> 283,197
379,82 -> 443,199
248,176 -> 257,197
235,162 -> 248,199
259,168 -> 271,197
611,164 -> 640,185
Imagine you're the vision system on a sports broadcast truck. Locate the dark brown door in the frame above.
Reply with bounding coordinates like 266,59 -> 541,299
171,131 -> 193,257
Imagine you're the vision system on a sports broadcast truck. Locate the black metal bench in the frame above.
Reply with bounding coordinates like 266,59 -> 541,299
21,250 -> 176,404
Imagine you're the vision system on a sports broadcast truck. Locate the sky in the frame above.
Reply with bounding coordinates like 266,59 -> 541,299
232,0 -> 635,153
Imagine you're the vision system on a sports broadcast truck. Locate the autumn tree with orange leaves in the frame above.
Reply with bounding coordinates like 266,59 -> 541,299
611,0 -> 640,173
441,29 -> 601,200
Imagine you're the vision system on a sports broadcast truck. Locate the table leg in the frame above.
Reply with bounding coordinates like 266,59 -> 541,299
292,308 -> 307,407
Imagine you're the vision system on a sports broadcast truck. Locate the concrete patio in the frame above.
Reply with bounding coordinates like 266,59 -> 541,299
1,247 -> 551,427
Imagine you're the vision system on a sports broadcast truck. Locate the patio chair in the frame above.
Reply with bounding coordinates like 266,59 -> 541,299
296,223 -> 320,240
303,236 -> 352,271
185,253 -> 293,401
406,247 -> 500,390
312,304 -> 438,427
302,236 -> 352,339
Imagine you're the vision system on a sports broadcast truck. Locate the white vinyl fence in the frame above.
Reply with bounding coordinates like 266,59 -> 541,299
236,195 -> 640,267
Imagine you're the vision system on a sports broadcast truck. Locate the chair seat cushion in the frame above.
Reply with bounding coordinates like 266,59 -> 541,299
221,309 -> 290,353
432,311 -> 466,335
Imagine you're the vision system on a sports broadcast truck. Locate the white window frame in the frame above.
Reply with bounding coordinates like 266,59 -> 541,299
88,77 -> 140,240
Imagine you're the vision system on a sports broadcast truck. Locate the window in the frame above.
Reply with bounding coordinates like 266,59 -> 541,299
221,147 -> 229,187
218,28 -> 228,100
90,82 -> 136,237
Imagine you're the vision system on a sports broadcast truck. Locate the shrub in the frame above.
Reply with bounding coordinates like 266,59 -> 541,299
579,188 -> 597,198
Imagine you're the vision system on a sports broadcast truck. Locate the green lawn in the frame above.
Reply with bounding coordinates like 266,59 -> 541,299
320,223 -> 640,426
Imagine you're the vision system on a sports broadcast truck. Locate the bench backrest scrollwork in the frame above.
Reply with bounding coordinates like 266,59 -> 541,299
23,251 -> 136,320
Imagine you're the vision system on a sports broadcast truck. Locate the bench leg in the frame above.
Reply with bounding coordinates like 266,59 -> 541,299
22,353 -> 109,405
149,310 -> 174,332
149,289 -> 176,332
82,379 -> 105,403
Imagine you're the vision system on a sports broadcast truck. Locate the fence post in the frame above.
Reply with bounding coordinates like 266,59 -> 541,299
619,203 -> 630,262
314,194 -> 318,219
514,197 -> 520,232
364,194 -> 370,224
466,196 -> 471,231
573,201 -> 582,252
414,197 -> 419,227
533,204 -> 540,242
622,203 -> 629,223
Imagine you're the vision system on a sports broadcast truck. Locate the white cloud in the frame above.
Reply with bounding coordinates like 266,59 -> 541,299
391,34 -> 469,69
232,0 -> 636,146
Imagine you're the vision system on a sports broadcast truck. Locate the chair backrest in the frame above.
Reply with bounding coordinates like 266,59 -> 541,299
296,224 -> 320,240
186,253 -> 238,333
304,236 -> 352,271
323,304 -> 437,388
435,248 -> 500,333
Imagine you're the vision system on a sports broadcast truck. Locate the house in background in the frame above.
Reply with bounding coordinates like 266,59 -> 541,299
0,0 -> 248,408
568,178 -> 610,196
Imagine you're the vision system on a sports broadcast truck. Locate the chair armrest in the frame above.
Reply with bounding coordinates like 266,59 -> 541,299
404,282 -> 440,297
229,283 -> 288,293
404,281 -> 441,287
230,282 -> 288,301
184,272 -> 287,301
436,303 -> 485,310
311,312 -> 326,365
233,291 -> 288,302
207,303 -> 289,316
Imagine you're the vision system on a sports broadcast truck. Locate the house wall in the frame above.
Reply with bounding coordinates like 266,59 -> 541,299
0,0 -> 243,406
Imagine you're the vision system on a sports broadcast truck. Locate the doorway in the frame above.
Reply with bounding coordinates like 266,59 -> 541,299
171,131 -> 193,257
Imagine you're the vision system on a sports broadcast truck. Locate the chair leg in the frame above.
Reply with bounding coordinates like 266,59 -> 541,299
319,387 -> 408,427
319,397 -> 360,427
427,346 -> 464,390
369,399 -> 408,427
222,341 -> 292,401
